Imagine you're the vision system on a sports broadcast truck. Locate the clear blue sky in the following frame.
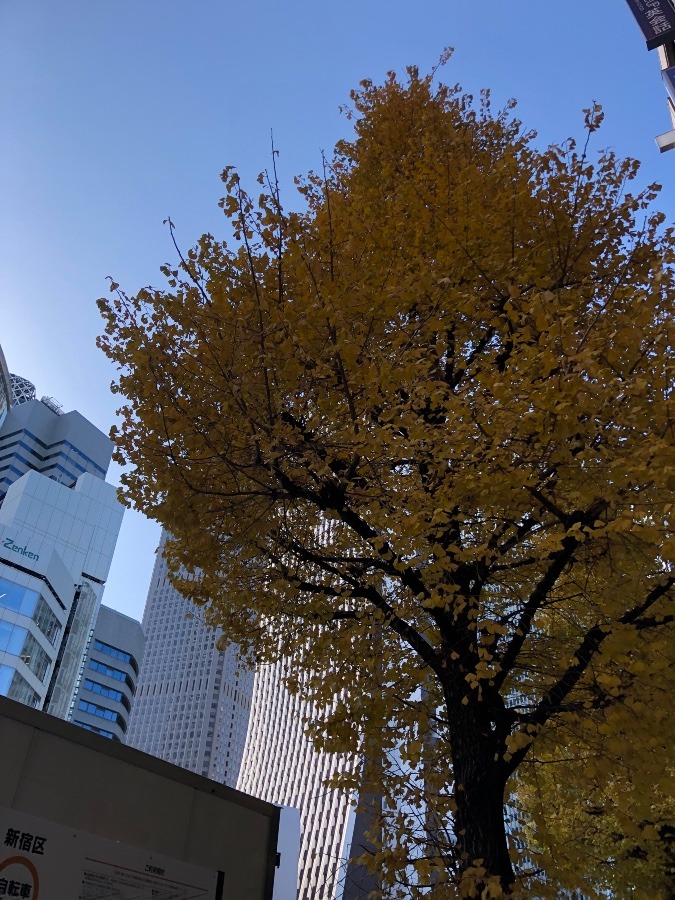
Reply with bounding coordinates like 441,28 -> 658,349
1,0 -> 672,620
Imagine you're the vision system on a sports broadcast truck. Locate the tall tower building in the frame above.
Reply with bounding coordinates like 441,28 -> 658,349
238,663 -> 364,900
126,530 -> 253,787
0,354 -> 124,718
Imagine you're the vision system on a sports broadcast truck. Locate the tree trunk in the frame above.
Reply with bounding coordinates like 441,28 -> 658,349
447,698 -> 515,893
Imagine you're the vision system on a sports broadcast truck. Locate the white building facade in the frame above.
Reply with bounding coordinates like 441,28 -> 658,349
126,530 -> 253,786
238,660 -> 364,900
0,471 -> 124,715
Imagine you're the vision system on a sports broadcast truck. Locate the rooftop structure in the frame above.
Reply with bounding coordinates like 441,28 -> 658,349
9,373 -> 36,407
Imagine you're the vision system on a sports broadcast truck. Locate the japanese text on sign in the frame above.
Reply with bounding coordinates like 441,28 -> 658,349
3,832 -> 45,856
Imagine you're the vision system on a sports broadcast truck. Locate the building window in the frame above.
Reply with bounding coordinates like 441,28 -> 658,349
0,623 -> 51,682
0,664 -> 40,707
93,639 -> 139,675
88,658 -> 136,693
0,620 -> 27,656
32,595 -> 61,645
20,631 -> 52,681
0,577 -> 41,616
0,578 -> 62,646
77,699 -> 127,732
83,678 -> 130,712
74,720 -> 120,741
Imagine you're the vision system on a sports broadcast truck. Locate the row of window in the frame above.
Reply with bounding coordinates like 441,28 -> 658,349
0,474 -> 18,490
94,639 -> 139,675
32,595 -> 61,645
0,577 -> 62,645
0,429 -> 107,477
0,439 -> 88,476
0,621 -> 51,681
0,435 -> 106,493
42,462 -> 83,486
0,452 -> 82,489
0,463 -> 27,483
0,577 -> 42,617
0,663 -> 40,707
88,658 -> 136,693
0,453 -> 33,475
83,678 -> 131,712
77,699 -> 127,732
74,720 -> 120,741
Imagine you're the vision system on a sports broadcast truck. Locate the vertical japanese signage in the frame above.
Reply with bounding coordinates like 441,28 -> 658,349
0,825 -> 43,899
625,0 -> 675,49
0,807 -> 222,900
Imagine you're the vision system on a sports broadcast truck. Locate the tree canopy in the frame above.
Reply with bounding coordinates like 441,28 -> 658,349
99,61 -> 674,897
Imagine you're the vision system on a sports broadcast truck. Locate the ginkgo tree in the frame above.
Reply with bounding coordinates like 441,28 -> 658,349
98,59 -> 674,897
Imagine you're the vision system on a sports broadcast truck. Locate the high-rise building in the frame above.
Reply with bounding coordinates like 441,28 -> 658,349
238,662 -> 367,900
71,604 -> 145,741
0,348 -> 11,429
0,383 -> 110,499
0,354 -> 124,718
126,530 -> 253,787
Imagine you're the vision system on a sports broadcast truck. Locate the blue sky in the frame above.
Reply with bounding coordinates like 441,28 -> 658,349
1,0 -> 672,620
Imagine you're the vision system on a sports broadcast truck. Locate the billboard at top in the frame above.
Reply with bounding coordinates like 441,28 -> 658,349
625,0 -> 675,49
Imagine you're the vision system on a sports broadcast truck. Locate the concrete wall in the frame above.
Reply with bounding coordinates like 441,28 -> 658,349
0,696 -> 280,899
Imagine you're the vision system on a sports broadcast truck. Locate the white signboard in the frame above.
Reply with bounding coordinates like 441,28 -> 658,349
0,806 -> 222,900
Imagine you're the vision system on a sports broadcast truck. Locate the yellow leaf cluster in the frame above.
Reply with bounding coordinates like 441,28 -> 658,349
98,60 -> 674,896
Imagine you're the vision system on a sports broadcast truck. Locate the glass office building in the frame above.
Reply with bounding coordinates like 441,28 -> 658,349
0,386 -> 110,500
0,572 -> 65,708
0,346 -> 124,716
0,472 -> 124,714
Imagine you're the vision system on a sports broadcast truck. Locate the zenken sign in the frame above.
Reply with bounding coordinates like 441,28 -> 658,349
2,537 -> 39,562
625,0 -> 675,50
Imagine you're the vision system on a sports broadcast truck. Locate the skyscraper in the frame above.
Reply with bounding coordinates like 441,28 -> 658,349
126,530 -> 253,786
0,354 -> 124,717
238,662 -> 364,900
0,382 -> 110,499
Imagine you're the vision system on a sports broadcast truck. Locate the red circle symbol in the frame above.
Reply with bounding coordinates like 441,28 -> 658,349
0,855 -> 40,899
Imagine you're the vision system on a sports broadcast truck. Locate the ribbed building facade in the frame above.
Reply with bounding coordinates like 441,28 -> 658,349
238,659 -> 361,900
126,530 -> 253,786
